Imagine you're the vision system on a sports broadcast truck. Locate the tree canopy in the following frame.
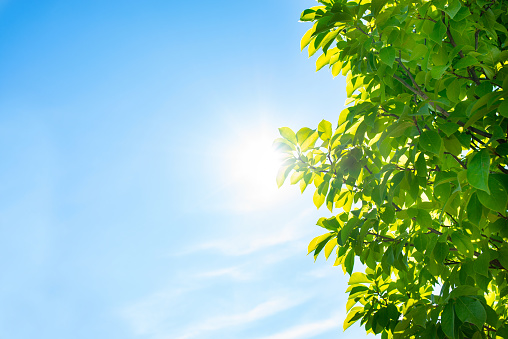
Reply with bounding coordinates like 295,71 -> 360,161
275,0 -> 508,337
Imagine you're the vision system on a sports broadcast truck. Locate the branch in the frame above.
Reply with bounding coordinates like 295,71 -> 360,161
498,165 -> 508,175
444,16 -> 481,86
444,152 -> 467,169
368,232 -> 395,242
392,74 -> 493,139
356,26 -> 370,37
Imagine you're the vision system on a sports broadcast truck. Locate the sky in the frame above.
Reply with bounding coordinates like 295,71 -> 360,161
0,1 -> 372,338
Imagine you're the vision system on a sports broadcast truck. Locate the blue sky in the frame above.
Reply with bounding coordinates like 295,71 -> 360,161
0,1 -> 372,338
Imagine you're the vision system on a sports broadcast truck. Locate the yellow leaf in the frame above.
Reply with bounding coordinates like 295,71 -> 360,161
343,307 -> 363,330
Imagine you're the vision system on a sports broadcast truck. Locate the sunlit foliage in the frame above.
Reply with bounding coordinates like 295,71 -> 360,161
275,0 -> 508,337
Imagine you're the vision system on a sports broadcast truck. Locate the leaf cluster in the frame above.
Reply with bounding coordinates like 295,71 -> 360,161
276,0 -> 508,337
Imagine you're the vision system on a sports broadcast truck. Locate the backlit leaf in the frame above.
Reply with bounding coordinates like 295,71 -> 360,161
467,149 -> 490,194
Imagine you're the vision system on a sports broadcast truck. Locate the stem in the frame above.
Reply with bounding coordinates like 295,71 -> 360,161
444,16 -> 481,86
392,74 -> 492,138
444,152 -> 467,169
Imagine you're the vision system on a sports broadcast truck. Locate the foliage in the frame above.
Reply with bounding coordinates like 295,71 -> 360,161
275,0 -> 508,337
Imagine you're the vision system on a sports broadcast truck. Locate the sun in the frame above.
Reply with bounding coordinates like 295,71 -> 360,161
223,126 -> 287,209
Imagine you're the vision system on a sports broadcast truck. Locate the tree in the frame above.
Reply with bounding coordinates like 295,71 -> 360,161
274,0 -> 508,337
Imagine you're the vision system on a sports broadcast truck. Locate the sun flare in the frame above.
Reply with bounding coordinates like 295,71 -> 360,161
224,127 -> 287,207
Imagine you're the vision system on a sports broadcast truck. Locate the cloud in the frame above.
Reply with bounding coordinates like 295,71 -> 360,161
121,291 -> 310,339
256,313 -> 344,339
120,286 -> 196,337
173,295 -> 309,339
195,265 -> 253,281
186,207 -> 316,256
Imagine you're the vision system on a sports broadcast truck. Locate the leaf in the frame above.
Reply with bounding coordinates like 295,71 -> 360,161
467,192 -> 483,225
344,307 -> 363,330
477,176 -> 508,213
318,120 -> 333,141
419,130 -> 442,155
499,100 -> 508,118
454,55 -> 479,69
448,285 -> 480,299
433,242 -> 448,263
316,52 -> 332,71
441,302 -> 455,339
313,189 -> 326,208
439,122 -> 460,137
301,131 -> 319,152
341,217 -> 360,244
429,20 -> 447,44
451,231 -> 475,258
379,46 -> 395,67
324,237 -> 338,259
279,127 -> 297,144
473,251 -> 490,277
296,127 -> 314,144
301,25 -> 317,51
431,64 -> 449,79
416,209 -> 432,229
308,233 -> 333,254
455,296 -> 486,330
276,164 -> 295,188
467,149 -> 490,194
445,0 -> 462,18
415,153 -> 427,177
348,272 -> 371,285
410,44 -> 428,61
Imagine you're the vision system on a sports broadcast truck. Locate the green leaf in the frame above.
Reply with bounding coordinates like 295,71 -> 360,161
410,44 -> 428,61
499,100 -> 508,118
477,176 -> 508,213
454,55 -> 478,69
296,127 -> 315,144
431,64 -> 449,79
455,296 -> 486,330
279,127 -> 297,145
381,246 -> 394,275
341,217 -> 360,244
318,120 -> 333,141
440,123 -> 460,137
416,209 -> 432,229
451,231 -> 475,258
444,0 -> 462,18
441,302 -> 455,339
467,193 -> 483,225
301,131 -> 319,152
473,251 -> 490,277
448,285 -> 480,299
467,149 -> 490,194
429,20 -> 447,44
433,242 -> 448,263
419,130 -> 442,155
415,153 -> 427,177
379,46 -> 395,67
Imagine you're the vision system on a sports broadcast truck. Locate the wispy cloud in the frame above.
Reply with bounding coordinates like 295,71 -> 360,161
121,291 -> 310,339
186,207 -> 316,256
195,265 -> 253,281
174,295 -> 309,339
120,286 -> 197,337
256,313 -> 344,339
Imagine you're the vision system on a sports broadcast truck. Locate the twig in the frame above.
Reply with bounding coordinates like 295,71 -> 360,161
444,152 -> 467,169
